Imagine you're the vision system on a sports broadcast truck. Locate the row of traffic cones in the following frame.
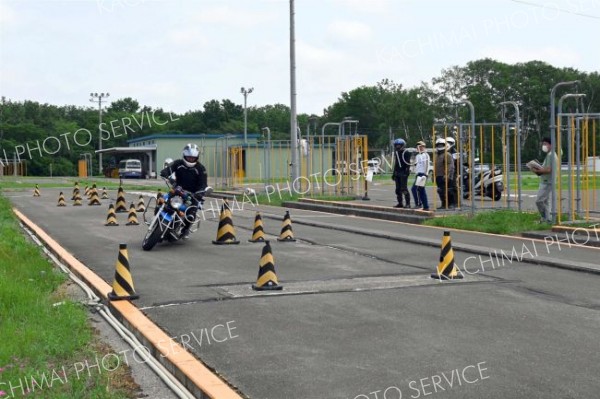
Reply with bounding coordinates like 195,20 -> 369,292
212,200 -> 296,244
107,237 -> 282,301
105,203 -> 140,226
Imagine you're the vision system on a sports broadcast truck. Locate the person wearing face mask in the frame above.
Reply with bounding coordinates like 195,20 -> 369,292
530,137 -> 559,223
434,138 -> 454,209
411,141 -> 430,211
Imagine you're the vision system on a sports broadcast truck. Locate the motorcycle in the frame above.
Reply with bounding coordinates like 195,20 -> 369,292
142,180 -> 213,251
462,159 -> 504,201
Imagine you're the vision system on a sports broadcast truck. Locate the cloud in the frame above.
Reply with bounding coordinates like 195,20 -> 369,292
477,45 -> 583,67
192,5 -> 276,28
166,28 -> 209,47
329,0 -> 391,14
327,20 -> 373,41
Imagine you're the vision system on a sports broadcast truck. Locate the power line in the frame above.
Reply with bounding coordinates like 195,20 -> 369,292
509,0 -> 600,19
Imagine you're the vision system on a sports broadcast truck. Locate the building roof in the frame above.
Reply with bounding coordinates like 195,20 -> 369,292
127,133 -> 260,144
95,146 -> 157,154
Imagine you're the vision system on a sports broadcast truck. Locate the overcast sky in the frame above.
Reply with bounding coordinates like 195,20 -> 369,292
1,0 -> 599,115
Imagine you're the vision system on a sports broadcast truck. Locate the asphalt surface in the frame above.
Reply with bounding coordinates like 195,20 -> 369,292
7,186 -> 600,399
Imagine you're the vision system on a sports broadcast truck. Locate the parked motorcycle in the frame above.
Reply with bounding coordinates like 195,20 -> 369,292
462,159 -> 504,201
142,180 -> 212,251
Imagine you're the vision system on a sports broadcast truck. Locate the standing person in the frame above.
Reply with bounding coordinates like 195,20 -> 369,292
159,143 -> 208,238
411,141 -> 430,211
529,137 -> 559,223
445,137 -> 459,208
434,138 -> 454,209
391,138 -> 411,208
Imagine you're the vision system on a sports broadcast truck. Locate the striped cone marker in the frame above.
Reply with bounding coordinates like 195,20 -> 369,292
33,184 -> 41,197
72,182 -> 79,200
88,189 -> 101,206
84,185 -> 89,197
107,244 -> 139,300
57,192 -> 66,207
277,210 -> 296,242
115,188 -> 128,213
248,212 -> 266,243
136,195 -> 146,212
73,191 -> 83,206
431,231 -> 463,280
212,200 -> 240,245
126,203 -> 140,225
252,241 -> 283,291
105,204 -> 119,226
101,187 -> 109,199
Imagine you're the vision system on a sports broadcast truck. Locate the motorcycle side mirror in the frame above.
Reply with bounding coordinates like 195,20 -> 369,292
204,186 -> 213,195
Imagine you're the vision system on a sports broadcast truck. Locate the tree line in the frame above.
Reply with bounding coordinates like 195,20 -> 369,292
1,58 -> 598,176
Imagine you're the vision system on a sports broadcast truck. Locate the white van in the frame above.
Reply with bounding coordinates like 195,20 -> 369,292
118,159 -> 143,178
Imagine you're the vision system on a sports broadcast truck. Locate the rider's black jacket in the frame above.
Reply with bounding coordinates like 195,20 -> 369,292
159,159 -> 207,194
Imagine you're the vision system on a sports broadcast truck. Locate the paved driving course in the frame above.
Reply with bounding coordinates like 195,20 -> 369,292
8,186 -> 600,399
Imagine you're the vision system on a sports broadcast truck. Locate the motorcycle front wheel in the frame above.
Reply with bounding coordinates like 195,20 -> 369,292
142,223 -> 163,251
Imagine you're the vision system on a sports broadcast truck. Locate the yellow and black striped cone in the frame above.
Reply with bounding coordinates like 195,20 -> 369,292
156,189 -> 164,206
252,241 -> 283,291
212,200 -> 240,245
101,187 -> 109,199
72,182 -> 79,200
136,195 -> 146,213
126,203 -> 139,225
277,210 -> 296,242
33,184 -> 41,197
115,190 -> 128,213
73,191 -> 82,206
57,192 -> 66,207
84,185 -> 89,197
107,244 -> 139,301
248,212 -> 266,243
89,184 -> 98,199
431,231 -> 463,280
88,190 -> 101,206
105,203 -> 119,226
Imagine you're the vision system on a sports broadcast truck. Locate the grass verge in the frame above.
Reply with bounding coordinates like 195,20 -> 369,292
0,195 -> 137,399
251,192 -> 356,207
422,210 -> 553,235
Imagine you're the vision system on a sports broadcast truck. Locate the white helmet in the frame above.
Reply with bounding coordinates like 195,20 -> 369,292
435,138 -> 446,146
163,158 -> 174,168
182,143 -> 199,167
446,137 -> 455,147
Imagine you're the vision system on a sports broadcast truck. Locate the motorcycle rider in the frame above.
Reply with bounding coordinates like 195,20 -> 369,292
434,138 -> 454,209
159,144 -> 208,239
392,138 -> 411,208
445,137 -> 459,208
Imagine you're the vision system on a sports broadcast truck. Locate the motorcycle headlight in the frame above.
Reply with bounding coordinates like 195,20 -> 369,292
169,196 -> 183,210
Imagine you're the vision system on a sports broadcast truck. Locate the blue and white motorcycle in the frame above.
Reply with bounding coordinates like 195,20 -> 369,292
142,180 -> 212,251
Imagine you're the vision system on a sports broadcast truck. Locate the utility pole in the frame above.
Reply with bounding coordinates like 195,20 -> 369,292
289,0 -> 299,183
90,92 -> 110,176
241,87 -> 253,144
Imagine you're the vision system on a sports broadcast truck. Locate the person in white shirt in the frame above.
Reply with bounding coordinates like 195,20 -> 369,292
410,141 -> 430,210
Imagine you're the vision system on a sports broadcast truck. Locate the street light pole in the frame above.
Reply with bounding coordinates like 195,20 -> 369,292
289,0 -> 299,183
241,87 -> 253,145
90,92 -> 109,176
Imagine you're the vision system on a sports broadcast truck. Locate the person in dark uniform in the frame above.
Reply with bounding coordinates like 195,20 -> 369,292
392,138 -> 411,208
159,143 -> 208,239
445,137 -> 458,208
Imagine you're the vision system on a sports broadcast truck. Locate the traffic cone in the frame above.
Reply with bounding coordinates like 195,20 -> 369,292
57,192 -> 66,207
126,203 -> 139,225
277,210 -> 296,242
212,200 -> 240,245
88,190 -> 101,206
136,195 -> 146,212
248,212 -> 266,243
105,203 -> 119,226
101,187 -> 109,199
156,189 -> 164,206
431,231 -> 463,280
252,241 -> 283,291
107,244 -> 139,301
84,185 -> 89,197
72,182 -> 79,200
89,184 -> 98,199
73,191 -> 82,206
33,184 -> 41,197
115,189 -> 128,213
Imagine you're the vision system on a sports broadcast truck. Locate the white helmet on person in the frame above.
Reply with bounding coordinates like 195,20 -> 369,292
163,158 -> 174,168
446,137 -> 456,147
435,138 -> 446,153
182,143 -> 200,167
